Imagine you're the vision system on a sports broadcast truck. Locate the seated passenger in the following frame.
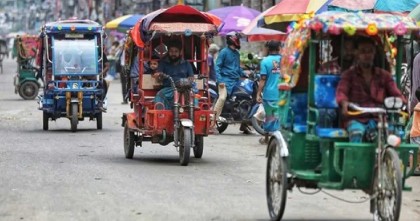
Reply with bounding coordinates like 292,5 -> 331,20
153,40 -> 194,109
336,36 -> 405,142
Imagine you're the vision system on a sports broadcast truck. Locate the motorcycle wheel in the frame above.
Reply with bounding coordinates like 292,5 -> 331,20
251,116 -> 265,135
216,121 -> 228,134
193,135 -> 204,158
179,127 -> 192,166
19,81 -> 39,100
70,103 -> 78,132
123,122 -> 135,159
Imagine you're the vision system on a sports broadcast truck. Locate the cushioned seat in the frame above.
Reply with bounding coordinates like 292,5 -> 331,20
314,75 -> 348,138
289,93 -> 308,133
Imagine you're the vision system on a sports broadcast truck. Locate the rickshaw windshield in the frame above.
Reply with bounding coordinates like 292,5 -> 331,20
52,38 -> 98,76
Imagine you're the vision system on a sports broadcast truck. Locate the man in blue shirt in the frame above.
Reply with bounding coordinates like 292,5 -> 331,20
256,41 -> 282,143
154,40 -> 194,109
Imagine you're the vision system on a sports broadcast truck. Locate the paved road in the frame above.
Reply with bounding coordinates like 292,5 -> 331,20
0,57 -> 419,221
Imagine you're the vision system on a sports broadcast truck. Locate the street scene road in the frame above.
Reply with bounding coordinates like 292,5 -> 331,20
0,56 -> 420,220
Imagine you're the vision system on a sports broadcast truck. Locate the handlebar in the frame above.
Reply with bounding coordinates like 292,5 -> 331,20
347,103 -> 387,115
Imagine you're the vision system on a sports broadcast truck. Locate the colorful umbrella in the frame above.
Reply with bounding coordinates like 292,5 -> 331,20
208,5 -> 260,35
242,6 -> 286,42
374,0 -> 420,13
409,3 -> 420,25
328,0 -> 375,12
105,14 -> 144,32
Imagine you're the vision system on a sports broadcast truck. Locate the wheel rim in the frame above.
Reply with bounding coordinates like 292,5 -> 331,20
267,142 -> 285,219
23,84 -> 35,97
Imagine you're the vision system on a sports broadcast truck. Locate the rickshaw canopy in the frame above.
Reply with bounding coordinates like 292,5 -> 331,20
281,12 -> 420,89
44,19 -> 102,34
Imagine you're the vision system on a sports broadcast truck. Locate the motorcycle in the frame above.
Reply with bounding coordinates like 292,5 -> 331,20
209,54 -> 265,134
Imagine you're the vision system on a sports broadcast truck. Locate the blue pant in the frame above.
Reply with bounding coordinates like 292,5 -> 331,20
347,120 -> 377,143
154,87 -> 174,110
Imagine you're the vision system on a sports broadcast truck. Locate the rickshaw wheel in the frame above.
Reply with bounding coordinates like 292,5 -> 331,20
216,121 -> 228,134
19,81 -> 39,100
96,113 -> 103,130
179,127 -> 192,166
266,139 -> 288,221
372,148 -> 402,221
193,135 -> 204,158
251,116 -> 265,135
123,122 -> 135,159
70,103 -> 78,132
43,112 -> 49,131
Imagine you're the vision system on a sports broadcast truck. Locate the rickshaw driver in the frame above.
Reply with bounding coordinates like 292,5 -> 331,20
153,40 -> 194,109
336,36 -> 405,143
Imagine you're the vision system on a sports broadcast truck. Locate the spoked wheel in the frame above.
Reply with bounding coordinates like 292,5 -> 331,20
251,116 -> 265,135
70,103 -> 78,132
96,112 -> 103,130
43,112 -> 49,131
266,138 -> 288,221
179,127 -> 192,166
216,121 -> 228,134
18,81 -> 39,100
123,122 -> 135,159
193,135 -> 204,158
372,148 -> 402,221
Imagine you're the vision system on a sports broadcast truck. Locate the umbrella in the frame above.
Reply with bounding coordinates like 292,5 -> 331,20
208,5 -> 260,35
328,0 -> 375,12
409,4 -> 420,25
242,6 -> 286,42
262,0 -> 330,32
105,14 -> 144,32
374,0 -> 420,13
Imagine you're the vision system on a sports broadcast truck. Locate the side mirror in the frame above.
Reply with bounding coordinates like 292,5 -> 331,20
384,97 -> 403,109
247,53 -> 253,60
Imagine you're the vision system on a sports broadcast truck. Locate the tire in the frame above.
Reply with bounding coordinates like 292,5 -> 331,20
124,122 -> 135,159
70,103 -> 78,132
96,112 -> 103,130
266,139 -> 288,221
372,148 -> 402,221
216,121 -> 228,134
193,135 -> 204,158
179,127 -> 192,166
19,81 -> 39,100
252,116 -> 265,135
43,112 -> 48,131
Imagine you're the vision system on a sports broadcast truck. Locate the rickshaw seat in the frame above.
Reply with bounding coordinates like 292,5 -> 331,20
313,75 -> 348,138
289,93 -> 308,133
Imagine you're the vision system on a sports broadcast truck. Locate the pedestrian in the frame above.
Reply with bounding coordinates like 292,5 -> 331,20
208,43 -> 219,82
255,40 -> 282,144
107,41 -> 121,80
409,87 -> 420,174
118,46 -> 128,104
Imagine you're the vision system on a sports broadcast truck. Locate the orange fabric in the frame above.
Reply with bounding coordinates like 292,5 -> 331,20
131,20 -> 144,48
410,103 -> 420,138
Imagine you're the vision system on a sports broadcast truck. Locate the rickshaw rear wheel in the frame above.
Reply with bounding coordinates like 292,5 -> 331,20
193,135 -> 204,158
124,122 -> 135,159
179,127 -> 192,166
216,121 -> 228,134
266,138 -> 288,221
372,148 -> 402,221
43,112 -> 49,131
96,113 -> 103,130
70,103 -> 78,132
19,81 -> 39,100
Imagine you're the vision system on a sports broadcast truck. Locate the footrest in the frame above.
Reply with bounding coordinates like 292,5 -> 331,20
293,170 -> 322,181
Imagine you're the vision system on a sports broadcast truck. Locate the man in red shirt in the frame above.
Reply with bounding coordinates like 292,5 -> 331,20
336,36 -> 404,142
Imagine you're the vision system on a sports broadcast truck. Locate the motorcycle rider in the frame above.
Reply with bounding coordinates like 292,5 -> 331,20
214,31 -> 252,134
256,41 -> 282,144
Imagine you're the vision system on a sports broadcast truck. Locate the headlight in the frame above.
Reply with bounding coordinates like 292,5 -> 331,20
387,134 -> 401,147
179,107 -> 184,113
384,97 -> 403,109
72,83 -> 79,89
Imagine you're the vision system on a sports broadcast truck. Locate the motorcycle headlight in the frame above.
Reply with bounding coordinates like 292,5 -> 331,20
72,83 -> 79,89
384,97 -> 403,109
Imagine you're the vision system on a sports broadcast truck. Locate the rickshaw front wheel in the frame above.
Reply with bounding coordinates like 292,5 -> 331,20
43,112 -> 49,131
96,113 -> 103,130
193,135 -> 204,158
19,81 -> 39,100
70,103 -> 78,132
372,148 -> 402,221
124,122 -> 135,159
266,138 -> 288,221
179,127 -> 192,166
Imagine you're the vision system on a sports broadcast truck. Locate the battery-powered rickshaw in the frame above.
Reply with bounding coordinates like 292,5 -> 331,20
12,35 -> 40,100
266,12 -> 419,221
122,5 -> 218,166
37,19 -> 106,132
